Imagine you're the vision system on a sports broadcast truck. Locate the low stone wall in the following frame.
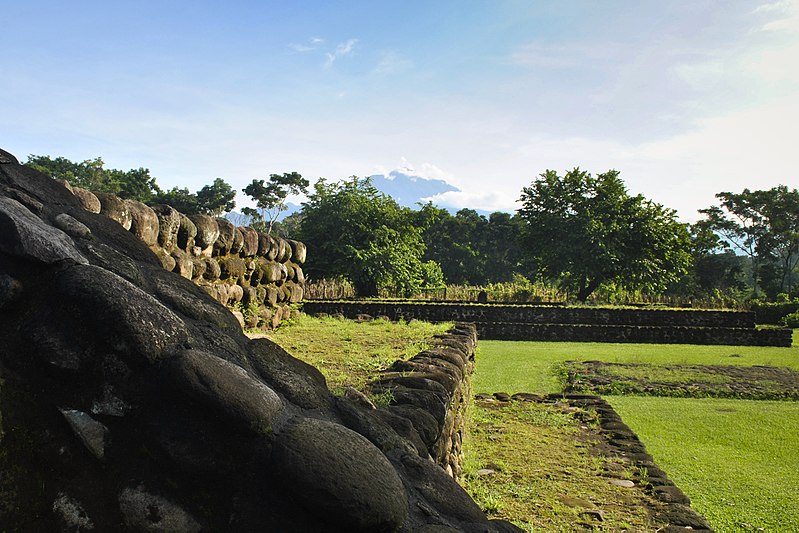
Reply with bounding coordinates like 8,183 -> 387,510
752,302 -> 799,325
477,322 -> 793,347
303,301 -> 755,328
368,322 -> 476,477
64,182 -> 306,329
304,300 -> 791,346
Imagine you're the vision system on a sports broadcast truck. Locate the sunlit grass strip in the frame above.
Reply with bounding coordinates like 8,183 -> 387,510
461,400 -> 659,531
610,397 -> 799,532
474,334 -> 799,395
261,314 -> 452,395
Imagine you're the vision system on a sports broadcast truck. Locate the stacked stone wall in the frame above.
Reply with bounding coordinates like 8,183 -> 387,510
304,301 -> 754,327
304,301 -> 792,347
365,322 -> 477,477
64,183 -> 305,329
752,302 -> 799,325
477,322 -> 792,346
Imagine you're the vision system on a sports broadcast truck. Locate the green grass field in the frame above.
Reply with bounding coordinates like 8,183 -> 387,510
473,333 -> 799,395
473,333 -> 799,532
611,396 -> 799,532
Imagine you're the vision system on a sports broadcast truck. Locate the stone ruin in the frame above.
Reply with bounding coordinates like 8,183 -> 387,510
55,172 -> 305,331
0,148 -> 522,532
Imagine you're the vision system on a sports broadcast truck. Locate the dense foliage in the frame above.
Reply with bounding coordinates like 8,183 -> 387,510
26,154 -> 236,215
420,206 -> 529,285
698,186 -> 799,299
26,155 -> 160,203
517,168 -> 692,301
296,177 -> 443,297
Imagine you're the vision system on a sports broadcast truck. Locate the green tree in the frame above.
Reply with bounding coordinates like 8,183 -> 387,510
150,187 -> 200,214
699,186 -> 799,298
297,177 -> 437,297
518,168 -> 692,301
196,178 -> 236,216
421,206 -> 529,285
26,154 -> 160,202
668,222 -> 748,299
242,172 -> 309,235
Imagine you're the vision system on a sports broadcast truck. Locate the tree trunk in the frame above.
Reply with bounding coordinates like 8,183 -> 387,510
576,278 -> 601,302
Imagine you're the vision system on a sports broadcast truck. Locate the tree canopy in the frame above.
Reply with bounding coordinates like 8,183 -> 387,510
517,168 -> 692,301
242,172 -> 309,235
296,177 -> 442,297
699,185 -> 799,298
421,206 -> 528,285
26,154 -> 237,216
26,155 -> 159,203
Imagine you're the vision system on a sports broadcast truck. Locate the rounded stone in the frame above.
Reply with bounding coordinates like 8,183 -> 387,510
151,204 -> 181,250
95,192 -> 132,230
188,214 -> 219,254
125,199 -> 159,247
72,186 -> 101,213
272,417 -> 408,531
177,213 -> 197,251
170,349 -> 283,435
54,212 -> 92,239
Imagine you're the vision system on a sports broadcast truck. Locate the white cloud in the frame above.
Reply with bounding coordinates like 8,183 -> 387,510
379,157 -> 455,183
325,38 -> 358,68
289,37 -> 326,53
756,0 -> 799,31
373,51 -> 413,75
504,90 -> 798,222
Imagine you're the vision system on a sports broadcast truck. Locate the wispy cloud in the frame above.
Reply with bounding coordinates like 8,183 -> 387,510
757,0 -> 799,31
288,37 -> 325,53
373,51 -> 413,75
325,38 -> 358,68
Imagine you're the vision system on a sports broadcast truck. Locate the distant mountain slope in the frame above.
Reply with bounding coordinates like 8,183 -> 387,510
369,169 -> 459,209
228,169 -> 493,224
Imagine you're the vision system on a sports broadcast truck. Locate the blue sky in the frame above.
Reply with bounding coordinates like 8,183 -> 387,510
2,1 -> 797,221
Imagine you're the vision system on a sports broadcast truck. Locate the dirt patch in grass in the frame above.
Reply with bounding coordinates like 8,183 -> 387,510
461,394 -> 711,532
564,361 -> 799,400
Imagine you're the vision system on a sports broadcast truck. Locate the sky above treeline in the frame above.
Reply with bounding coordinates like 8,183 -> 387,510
2,1 -> 797,222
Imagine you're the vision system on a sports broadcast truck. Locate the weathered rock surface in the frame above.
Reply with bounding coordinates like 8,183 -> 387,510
0,149 -> 520,532
273,416 -> 409,531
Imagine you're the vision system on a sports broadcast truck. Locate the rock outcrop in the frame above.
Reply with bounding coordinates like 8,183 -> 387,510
0,148 -> 520,532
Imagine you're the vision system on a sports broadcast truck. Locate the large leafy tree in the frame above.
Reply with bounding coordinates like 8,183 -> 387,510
421,207 -> 528,285
296,177 -> 439,297
196,178 -> 236,216
242,172 -> 309,235
699,185 -> 799,298
26,155 -> 160,203
517,168 -> 691,301
667,222 -> 748,299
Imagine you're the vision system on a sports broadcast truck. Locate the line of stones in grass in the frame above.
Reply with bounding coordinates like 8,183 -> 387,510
564,361 -> 799,400
476,392 -> 714,533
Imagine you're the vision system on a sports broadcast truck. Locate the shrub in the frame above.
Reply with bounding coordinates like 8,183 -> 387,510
782,310 -> 799,328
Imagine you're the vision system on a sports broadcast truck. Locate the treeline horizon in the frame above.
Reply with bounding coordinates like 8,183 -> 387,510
25,154 -> 799,306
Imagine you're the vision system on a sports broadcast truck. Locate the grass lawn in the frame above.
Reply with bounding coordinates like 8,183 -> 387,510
474,331 -> 799,395
258,314 -> 452,395
611,396 -> 799,532
472,332 -> 799,532
461,399 -> 663,532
